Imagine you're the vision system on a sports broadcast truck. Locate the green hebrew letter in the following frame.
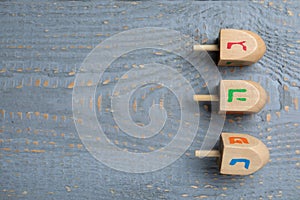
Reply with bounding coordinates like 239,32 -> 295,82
227,89 -> 247,102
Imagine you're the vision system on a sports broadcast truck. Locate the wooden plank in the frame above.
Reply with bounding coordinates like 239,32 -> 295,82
0,0 -> 299,199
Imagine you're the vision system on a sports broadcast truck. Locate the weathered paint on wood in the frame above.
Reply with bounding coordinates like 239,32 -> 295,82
0,0 -> 299,199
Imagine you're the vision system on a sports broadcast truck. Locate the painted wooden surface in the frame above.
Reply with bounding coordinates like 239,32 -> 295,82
219,80 -> 268,114
1,0 -> 299,199
195,132 -> 270,176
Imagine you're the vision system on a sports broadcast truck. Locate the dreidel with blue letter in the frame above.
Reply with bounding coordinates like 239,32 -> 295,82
194,80 -> 267,114
195,132 -> 269,175
193,29 -> 266,66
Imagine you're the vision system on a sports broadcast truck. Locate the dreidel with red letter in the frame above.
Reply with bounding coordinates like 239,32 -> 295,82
194,29 -> 266,66
194,80 -> 267,114
195,132 -> 269,175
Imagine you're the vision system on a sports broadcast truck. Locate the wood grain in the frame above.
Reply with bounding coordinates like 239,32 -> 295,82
0,0 -> 299,199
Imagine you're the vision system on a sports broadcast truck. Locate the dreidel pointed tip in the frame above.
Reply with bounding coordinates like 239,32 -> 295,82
244,30 -> 266,61
245,80 -> 268,112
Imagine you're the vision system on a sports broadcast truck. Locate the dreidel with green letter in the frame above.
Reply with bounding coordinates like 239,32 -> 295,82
195,132 -> 269,175
193,80 -> 267,114
193,29 -> 266,66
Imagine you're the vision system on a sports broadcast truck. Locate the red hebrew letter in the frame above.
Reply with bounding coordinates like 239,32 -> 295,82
227,41 -> 247,51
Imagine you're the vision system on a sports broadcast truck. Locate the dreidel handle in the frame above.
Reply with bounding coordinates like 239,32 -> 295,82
193,95 -> 219,102
195,150 -> 220,158
193,44 -> 219,51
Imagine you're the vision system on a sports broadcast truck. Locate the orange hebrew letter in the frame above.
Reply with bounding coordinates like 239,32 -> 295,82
229,137 -> 249,144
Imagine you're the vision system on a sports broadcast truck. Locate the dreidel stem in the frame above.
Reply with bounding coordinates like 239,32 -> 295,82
193,95 -> 219,102
193,44 -> 219,51
195,150 -> 220,158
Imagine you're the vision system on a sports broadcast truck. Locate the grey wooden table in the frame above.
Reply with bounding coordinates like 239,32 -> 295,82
1,0 -> 299,199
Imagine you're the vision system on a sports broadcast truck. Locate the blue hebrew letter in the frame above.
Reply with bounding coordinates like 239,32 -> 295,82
229,158 -> 250,169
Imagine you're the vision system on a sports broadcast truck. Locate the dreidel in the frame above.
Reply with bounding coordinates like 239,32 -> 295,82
195,132 -> 269,175
194,29 -> 266,66
194,80 -> 267,114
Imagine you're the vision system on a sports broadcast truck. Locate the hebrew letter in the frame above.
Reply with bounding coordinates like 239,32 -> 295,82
227,41 -> 247,51
229,158 -> 250,169
229,137 -> 249,144
227,89 -> 247,102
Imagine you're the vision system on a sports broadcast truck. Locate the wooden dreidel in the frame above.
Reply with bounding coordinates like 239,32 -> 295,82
195,132 -> 269,175
194,80 -> 267,114
193,29 -> 266,66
